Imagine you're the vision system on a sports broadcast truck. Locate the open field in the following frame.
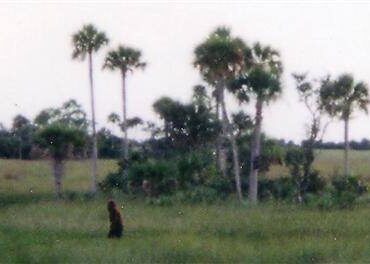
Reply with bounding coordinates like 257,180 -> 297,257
2,199 -> 370,263
1,149 -> 369,195
1,150 -> 370,263
268,149 -> 370,180
0,159 -> 117,195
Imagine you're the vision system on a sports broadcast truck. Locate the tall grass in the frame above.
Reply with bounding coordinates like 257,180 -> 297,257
1,151 -> 370,262
1,199 -> 370,263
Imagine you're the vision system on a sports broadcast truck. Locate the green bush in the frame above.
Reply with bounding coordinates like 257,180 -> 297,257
177,150 -> 216,187
98,171 -> 126,192
307,176 -> 367,209
258,177 -> 295,201
181,186 -> 219,204
331,175 -> 367,208
285,147 -> 326,202
144,186 -> 222,205
128,159 -> 178,196
205,174 -> 231,197
332,175 -> 367,195
305,170 -> 326,193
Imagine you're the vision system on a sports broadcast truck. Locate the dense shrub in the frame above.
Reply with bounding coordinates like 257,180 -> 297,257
99,171 -> 127,192
331,175 -> 367,195
304,170 -> 326,193
128,159 -> 178,196
258,177 -> 295,201
182,186 -> 219,204
285,147 -> 326,202
177,150 -> 216,183
145,185 -> 223,205
307,175 -> 367,209
330,175 -> 367,208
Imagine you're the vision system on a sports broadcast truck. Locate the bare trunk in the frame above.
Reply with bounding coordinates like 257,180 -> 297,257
121,71 -> 129,189
249,98 -> 263,203
215,84 -> 227,178
52,159 -> 64,199
164,121 -> 170,140
219,84 -> 242,201
18,140 -> 22,160
215,99 -> 221,167
88,52 -> 98,194
344,118 -> 349,176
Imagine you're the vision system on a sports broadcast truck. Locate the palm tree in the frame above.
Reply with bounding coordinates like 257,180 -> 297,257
36,123 -> 86,198
230,42 -> 283,203
320,74 -> 369,176
194,27 -> 245,200
103,45 -> 146,185
72,24 -> 109,194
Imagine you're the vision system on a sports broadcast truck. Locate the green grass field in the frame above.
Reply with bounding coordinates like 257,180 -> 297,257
1,150 -> 370,263
268,149 -> 370,180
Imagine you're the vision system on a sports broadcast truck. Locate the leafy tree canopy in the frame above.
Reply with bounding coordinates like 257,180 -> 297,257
34,99 -> 88,130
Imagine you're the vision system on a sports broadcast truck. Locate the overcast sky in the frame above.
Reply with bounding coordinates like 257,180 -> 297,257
1,2 -> 370,142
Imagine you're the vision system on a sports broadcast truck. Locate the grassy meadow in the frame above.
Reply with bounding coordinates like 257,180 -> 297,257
1,150 -> 370,263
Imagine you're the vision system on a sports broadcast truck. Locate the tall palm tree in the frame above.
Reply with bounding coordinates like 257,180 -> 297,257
230,42 -> 283,203
103,45 -> 146,185
72,24 -> 109,194
194,27 -> 245,201
320,74 -> 369,176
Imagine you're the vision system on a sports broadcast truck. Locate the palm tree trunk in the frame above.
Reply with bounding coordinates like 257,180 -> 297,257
88,52 -> 98,194
249,98 -> 263,203
18,140 -> 22,160
215,98 -> 220,166
164,121 -> 170,140
121,71 -> 129,189
219,84 -> 242,201
215,84 -> 227,179
344,118 -> 350,176
52,159 -> 64,199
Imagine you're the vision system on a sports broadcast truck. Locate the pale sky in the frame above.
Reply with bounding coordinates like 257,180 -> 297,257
1,1 -> 370,142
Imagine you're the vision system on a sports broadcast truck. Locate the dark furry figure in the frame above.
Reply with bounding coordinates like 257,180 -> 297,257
107,199 -> 124,238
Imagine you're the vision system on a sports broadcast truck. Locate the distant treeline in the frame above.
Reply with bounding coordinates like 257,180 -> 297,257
1,120 -> 370,161
0,99 -> 126,160
275,139 -> 370,151
0,123 -> 124,160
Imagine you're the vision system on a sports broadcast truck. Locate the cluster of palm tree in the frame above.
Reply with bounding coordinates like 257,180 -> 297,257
194,27 -> 283,202
70,24 -> 369,202
194,26 -> 369,203
72,24 -> 146,194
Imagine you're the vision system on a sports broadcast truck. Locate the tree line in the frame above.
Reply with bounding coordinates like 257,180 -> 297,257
3,24 -> 370,204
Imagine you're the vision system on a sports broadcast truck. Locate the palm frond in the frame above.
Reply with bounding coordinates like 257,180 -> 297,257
71,23 -> 109,60
103,45 -> 146,74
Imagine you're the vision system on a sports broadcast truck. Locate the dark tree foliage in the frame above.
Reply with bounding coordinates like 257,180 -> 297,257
152,88 -> 220,153
0,125 -> 19,158
11,115 -> 35,159
97,128 -> 122,158
34,99 -> 89,131
100,85 -> 285,201
35,123 -> 86,161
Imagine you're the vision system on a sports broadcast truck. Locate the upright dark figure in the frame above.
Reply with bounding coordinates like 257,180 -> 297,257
107,199 -> 124,238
